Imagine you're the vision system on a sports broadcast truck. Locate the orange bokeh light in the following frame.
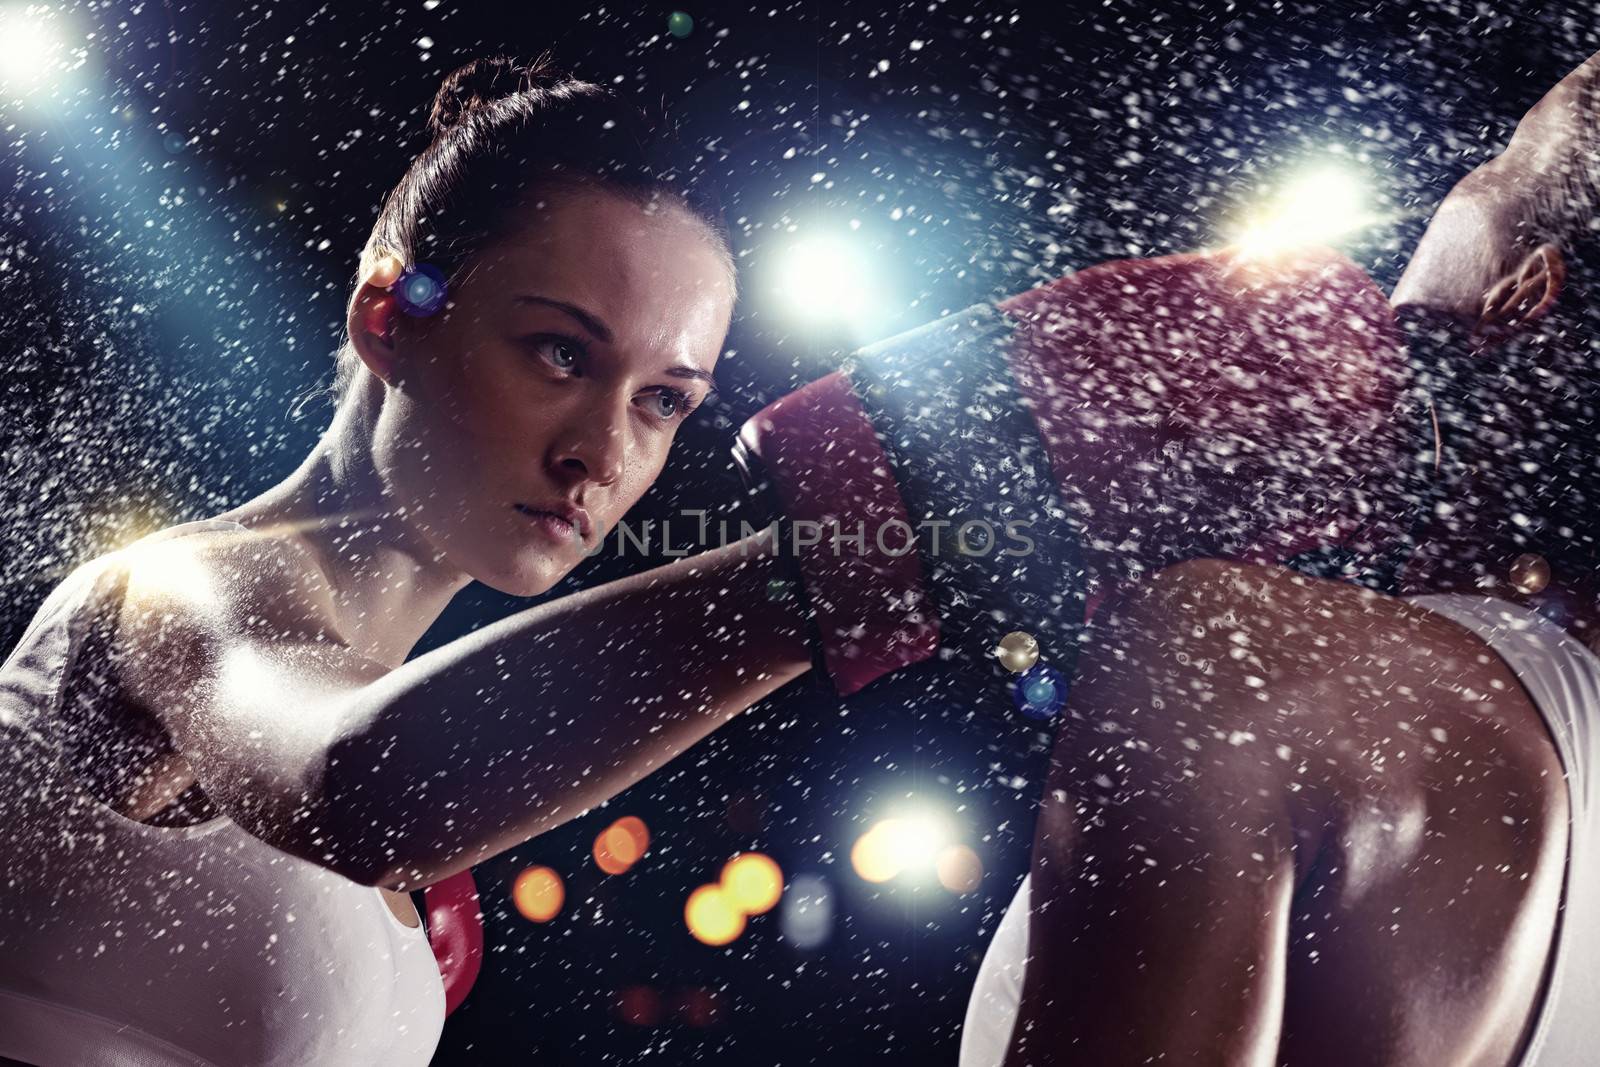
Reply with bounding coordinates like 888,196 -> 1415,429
593,815 -> 651,875
684,884 -> 746,946
512,865 -> 564,923
720,852 -> 784,915
935,844 -> 984,894
616,985 -> 662,1027
850,821 -> 904,883
675,986 -> 723,1028
613,816 -> 650,861
594,828 -> 632,875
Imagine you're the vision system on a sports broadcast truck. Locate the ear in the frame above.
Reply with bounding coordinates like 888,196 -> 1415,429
346,250 -> 405,386
1477,242 -> 1566,339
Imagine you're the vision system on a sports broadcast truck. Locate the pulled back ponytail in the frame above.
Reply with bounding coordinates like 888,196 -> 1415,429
314,52 -> 733,415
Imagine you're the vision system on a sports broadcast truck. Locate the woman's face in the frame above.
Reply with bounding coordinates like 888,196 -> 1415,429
363,184 -> 736,596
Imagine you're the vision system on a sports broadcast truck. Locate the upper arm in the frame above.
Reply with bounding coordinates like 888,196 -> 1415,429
112,533 -> 393,877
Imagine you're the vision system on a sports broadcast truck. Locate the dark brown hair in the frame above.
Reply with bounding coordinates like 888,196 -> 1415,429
323,52 -> 735,409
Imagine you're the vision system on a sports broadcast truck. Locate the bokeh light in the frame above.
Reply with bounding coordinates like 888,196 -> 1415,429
613,816 -> 650,859
850,821 -> 903,883
851,810 -> 957,885
511,865 -> 564,923
393,262 -> 447,317
675,987 -> 722,1028
1230,160 -> 1377,257
934,844 -> 984,894
616,985 -> 663,1027
684,884 -> 746,946
593,815 -> 651,875
1013,663 -> 1067,720
883,812 -> 951,872
720,852 -> 784,915
778,873 -> 834,950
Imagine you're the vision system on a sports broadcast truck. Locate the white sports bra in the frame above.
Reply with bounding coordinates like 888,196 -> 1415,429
0,519 -> 445,1066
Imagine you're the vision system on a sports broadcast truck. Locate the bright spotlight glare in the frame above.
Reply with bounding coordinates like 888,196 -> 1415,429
851,807 -> 955,885
775,235 -> 876,325
0,7 -> 66,92
880,812 -> 951,873
1232,163 -> 1376,257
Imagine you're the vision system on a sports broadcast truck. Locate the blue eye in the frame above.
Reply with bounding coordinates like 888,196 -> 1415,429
532,337 -> 581,371
525,333 -> 700,423
650,389 -> 698,421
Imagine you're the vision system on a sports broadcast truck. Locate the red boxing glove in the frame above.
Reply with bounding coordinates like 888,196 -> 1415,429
735,371 -> 942,695
424,869 -> 484,1017
736,246 -> 1412,700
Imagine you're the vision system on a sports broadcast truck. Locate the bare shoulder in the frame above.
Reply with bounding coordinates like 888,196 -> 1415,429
110,524 -> 387,746
118,525 -> 340,639
98,522 -> 400,857
1099,559 -> 1563,801
113,527 -> 334,674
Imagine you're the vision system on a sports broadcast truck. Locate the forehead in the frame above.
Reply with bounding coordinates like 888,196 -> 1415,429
463,185 -> 734,364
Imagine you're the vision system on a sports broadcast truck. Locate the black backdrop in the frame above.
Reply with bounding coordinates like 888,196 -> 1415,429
1,1 -> 1594,1063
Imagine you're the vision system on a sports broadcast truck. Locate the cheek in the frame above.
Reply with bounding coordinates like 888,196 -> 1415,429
418,342 -> 535,439
593,439 -> 675,530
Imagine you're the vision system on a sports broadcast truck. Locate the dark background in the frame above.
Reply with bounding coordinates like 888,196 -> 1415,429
1,1 -> 1594,1063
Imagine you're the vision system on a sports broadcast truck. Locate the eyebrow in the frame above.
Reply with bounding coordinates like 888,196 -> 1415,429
516,295 -> 614,344
664,365 -> 720,397
516,293 -> 720,396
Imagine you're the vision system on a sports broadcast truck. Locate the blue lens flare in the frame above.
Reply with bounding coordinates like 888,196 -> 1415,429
1012,663 -> 1066,721
393,262 -> 447,316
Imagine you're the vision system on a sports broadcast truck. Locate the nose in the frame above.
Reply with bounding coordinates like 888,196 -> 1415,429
549,404 -> 627,490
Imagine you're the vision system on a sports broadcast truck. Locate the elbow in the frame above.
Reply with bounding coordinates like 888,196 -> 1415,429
310,694 -> 492,891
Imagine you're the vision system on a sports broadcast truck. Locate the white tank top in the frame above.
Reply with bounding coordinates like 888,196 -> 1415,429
0,519 -> 446,1066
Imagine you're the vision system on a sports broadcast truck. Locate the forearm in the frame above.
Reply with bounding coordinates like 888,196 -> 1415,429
327,529 -> 813,888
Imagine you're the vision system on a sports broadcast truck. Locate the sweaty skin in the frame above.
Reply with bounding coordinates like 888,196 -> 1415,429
1007,561 -> 1565,1066
94,186 -> 814,895
1003,48 -> 1600,1067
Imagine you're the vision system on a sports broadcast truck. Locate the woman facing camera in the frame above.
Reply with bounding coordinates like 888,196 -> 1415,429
0,54 -> 817,1066
0,44 -> 1420,1067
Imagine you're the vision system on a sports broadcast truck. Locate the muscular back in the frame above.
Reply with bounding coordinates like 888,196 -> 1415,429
1271,584 -> 1567,1066
1017,560 -> 1568,1066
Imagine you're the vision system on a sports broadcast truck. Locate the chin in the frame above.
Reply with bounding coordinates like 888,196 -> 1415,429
439,508 -> 581,597
464,558 -> 552,598
474,550 -> 575,598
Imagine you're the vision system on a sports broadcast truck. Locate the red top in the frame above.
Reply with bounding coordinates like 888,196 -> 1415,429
997,245 -> 1412,588
742,246 -> 1414,696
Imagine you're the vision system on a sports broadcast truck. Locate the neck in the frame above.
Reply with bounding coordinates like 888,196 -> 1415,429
1392,302 -> 1600,651
220,377 -> 474,668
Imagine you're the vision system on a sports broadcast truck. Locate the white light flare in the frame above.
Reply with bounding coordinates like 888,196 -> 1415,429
773,234 -> 879,330
1230,162 -> 1378,258
881,811 -> 951,874
0,6 -> 69,95
851,806 -> 956,885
